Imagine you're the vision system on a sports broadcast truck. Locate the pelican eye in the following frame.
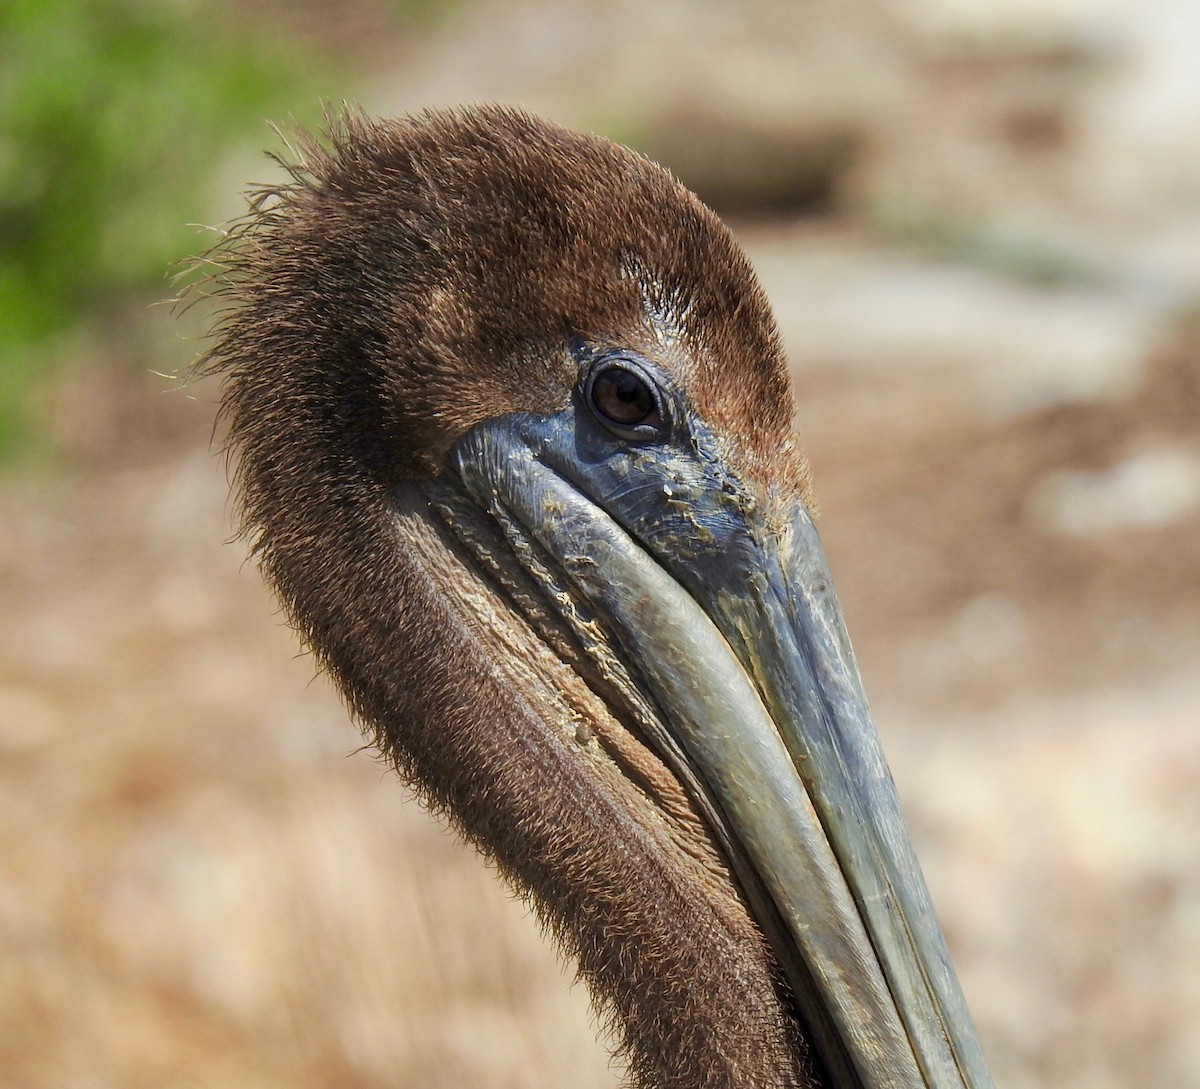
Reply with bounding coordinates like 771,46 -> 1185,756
585,360 -> 665,439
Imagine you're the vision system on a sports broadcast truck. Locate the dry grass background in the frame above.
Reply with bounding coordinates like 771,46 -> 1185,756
4,1 -> 1200,1086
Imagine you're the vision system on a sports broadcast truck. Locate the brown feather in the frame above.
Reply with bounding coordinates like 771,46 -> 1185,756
195,105 -> 819,1088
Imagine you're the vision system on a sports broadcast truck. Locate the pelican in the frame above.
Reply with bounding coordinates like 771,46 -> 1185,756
199,106 -> 994,1089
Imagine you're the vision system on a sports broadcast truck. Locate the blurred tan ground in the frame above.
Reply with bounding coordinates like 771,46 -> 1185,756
4,1 -> 1200,1086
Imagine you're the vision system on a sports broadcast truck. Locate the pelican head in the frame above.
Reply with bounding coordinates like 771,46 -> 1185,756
200,106 -> 993,1089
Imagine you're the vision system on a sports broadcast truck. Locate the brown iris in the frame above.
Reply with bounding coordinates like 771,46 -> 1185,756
590,365 -> 662,429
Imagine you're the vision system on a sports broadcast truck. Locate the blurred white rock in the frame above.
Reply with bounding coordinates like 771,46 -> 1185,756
1027,443 -> 1200,536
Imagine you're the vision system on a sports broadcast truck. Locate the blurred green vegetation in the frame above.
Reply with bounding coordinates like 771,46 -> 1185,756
870,198 -> 1103,290
0,0 -> 328,459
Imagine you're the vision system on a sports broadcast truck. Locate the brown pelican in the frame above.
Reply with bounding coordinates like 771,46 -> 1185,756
198,106 -> 994,1089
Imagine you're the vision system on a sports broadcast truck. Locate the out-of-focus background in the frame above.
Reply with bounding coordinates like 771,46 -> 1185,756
3,0 -> 1199,1086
